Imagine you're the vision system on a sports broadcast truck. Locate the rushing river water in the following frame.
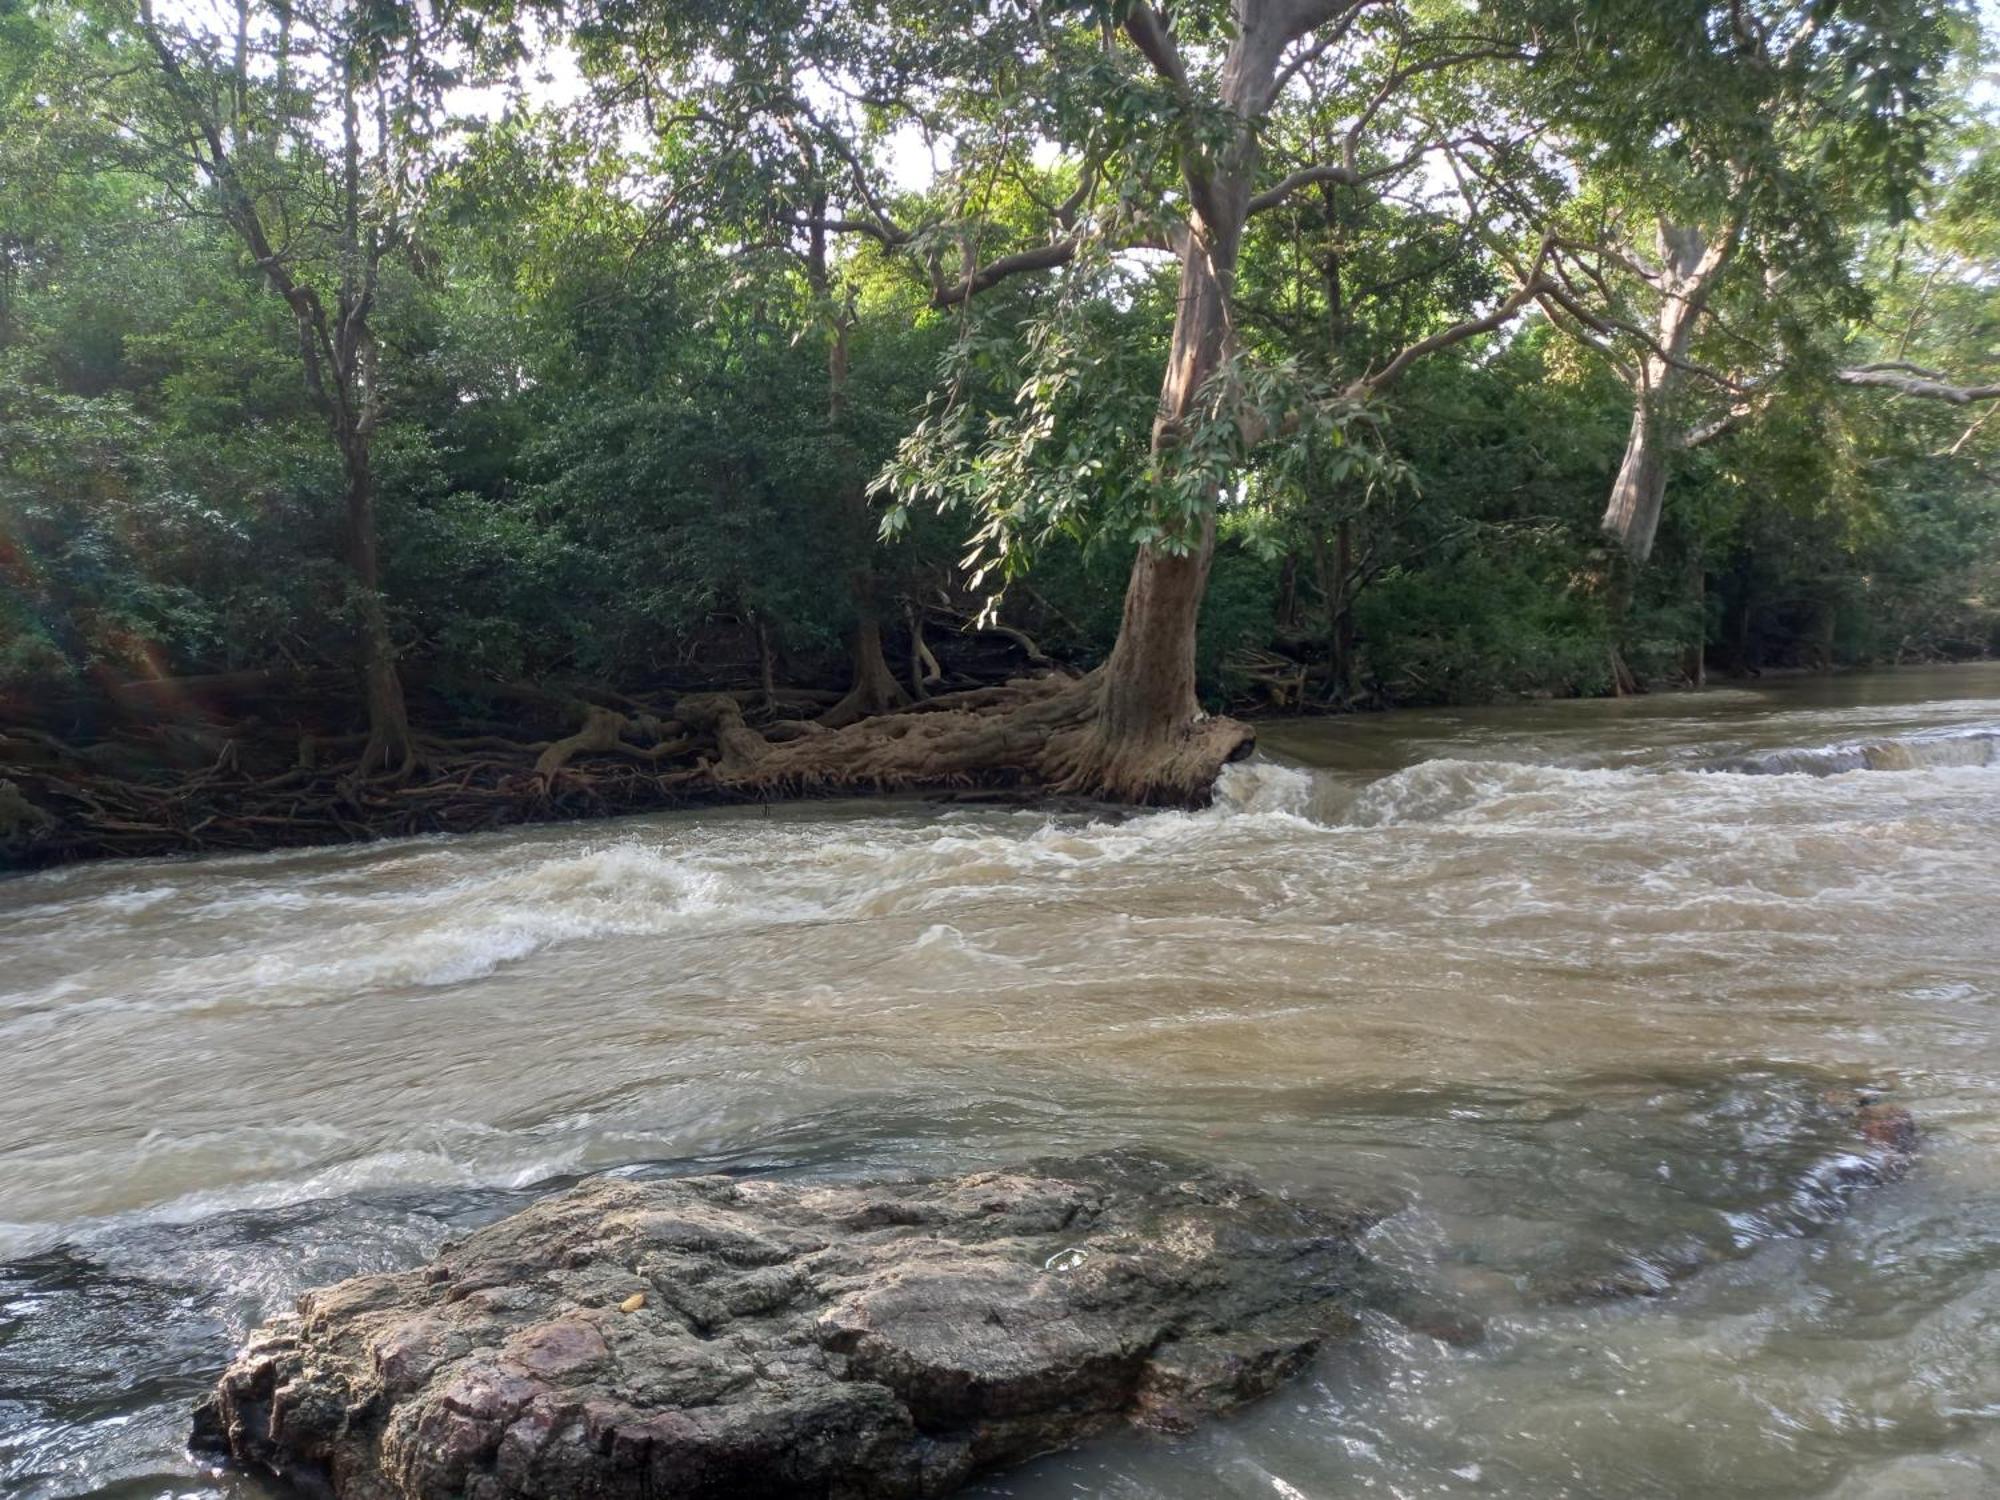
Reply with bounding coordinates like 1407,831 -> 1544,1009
4,665 -> 1999,1498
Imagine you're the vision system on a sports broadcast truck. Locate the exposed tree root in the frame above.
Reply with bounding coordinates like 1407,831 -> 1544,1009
672,672 -> 1253,807
817,618 -> 911,728
531,705 -> 689,779
1,667 -> 1254,870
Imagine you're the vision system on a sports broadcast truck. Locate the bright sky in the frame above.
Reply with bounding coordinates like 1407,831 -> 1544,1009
157,0 -> 1999,201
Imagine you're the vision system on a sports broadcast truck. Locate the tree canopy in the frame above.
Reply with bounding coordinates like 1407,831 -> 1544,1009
2,0 -> 1996,855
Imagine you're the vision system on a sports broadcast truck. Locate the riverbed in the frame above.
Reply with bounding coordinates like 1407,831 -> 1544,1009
3,666 -> 1997,1497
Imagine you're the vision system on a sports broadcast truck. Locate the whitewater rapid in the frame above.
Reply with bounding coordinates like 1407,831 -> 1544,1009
3,666 -> 1999,1499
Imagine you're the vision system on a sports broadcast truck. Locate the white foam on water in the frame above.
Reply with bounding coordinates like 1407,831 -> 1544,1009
0,1140 -> 603,1263
1707,722 -> 2000,776
1209,757 -> 1323,818
1346,757 -> 1639,827
5,717 -> 1990,1034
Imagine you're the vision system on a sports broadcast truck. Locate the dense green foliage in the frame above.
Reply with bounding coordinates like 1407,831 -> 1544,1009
1,0 -> 1995,726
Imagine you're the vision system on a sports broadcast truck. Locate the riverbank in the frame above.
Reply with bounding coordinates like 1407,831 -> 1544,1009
9,657 -> 1993,872
0,658 -> 1061,869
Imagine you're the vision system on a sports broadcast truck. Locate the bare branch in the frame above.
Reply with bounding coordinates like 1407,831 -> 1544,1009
1349,242 -> 1556,396
816,118 -> 912,247
1684,391 -> 1770,449
1262,0 -> 1391,107
931,237 -> 1084,307
1835,368 -> 2000,404
1245,140 -> 1433,215
1279,0 -> 1377,46
1936,403 -> 1997,457
1554,236 -> 1664,285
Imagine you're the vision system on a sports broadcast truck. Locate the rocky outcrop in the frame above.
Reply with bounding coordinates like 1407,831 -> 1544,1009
193,1151 -> 1369,1500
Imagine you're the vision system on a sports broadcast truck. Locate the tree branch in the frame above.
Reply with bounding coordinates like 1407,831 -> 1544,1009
1246,140 -> 1434,215
1121,4 -> 1185,85
931,237 -> 1084,307
1835,368 -> 2000,404
1348,240 -> 1555,396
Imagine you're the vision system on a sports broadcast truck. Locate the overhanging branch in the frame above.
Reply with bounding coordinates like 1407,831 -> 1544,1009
1835,366 -> 2000,404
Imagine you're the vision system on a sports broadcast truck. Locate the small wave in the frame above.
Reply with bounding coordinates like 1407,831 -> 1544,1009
0,841 -> 800,1023
1209,757 -> 1324,818
0,1140 -> 610,1264
1347,758 -> 1634,827
1702,724 -> 2000,778
225,844 -> 735,993
1349,721 -> 2000,827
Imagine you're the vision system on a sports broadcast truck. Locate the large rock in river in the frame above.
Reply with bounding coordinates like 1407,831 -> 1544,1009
194,1151 -> 1368,1499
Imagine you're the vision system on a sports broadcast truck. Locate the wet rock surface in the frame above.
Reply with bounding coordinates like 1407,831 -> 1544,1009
192,1150 -> 1369,1500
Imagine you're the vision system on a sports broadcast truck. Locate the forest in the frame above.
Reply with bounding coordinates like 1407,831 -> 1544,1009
2,0 -> 1997,862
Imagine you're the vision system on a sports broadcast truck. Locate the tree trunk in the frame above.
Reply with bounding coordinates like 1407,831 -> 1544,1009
821,590 -> 907,728
1088,528 -> 1215,770
341,430 -> 414,775
1684,544 -> 1707,688
814,269 -> 909,731
1730,574 -> 1758,676
1604,375 -> 1675,566
1276,552 -> 1299,631
1330,518 -> 1355,702
1041,157 -> 1257,799
1601,220 -> 1739,565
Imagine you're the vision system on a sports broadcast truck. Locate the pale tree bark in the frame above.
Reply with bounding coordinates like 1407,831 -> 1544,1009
1593,263 -> 1999,568
1833,364 -> 2000,404
1601,219 -> 1740,564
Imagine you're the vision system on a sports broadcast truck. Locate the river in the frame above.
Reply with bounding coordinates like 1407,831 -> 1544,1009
3,665 -> 1997,1498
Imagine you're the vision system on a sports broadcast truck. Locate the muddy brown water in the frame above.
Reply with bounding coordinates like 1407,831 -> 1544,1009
2,665 -> 1997,1498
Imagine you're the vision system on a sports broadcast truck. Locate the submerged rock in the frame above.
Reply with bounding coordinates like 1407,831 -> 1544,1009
1550,1085 -> 1920,1303
193,1151 -> 1368,1499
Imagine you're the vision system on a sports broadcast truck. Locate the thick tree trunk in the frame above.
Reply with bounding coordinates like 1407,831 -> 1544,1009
1601,221 -> 1738,565
821,592 -> 907,728
1042,153 -> 1257,799
1604,376 -> 1675,566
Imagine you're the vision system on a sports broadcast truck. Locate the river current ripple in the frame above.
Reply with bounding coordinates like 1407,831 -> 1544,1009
2,666 -> 1998,1498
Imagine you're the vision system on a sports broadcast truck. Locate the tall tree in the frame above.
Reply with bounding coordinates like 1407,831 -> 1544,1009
1510,0 -> 1988,568
122,0 -> 496,772
572,0 -> 1571,800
